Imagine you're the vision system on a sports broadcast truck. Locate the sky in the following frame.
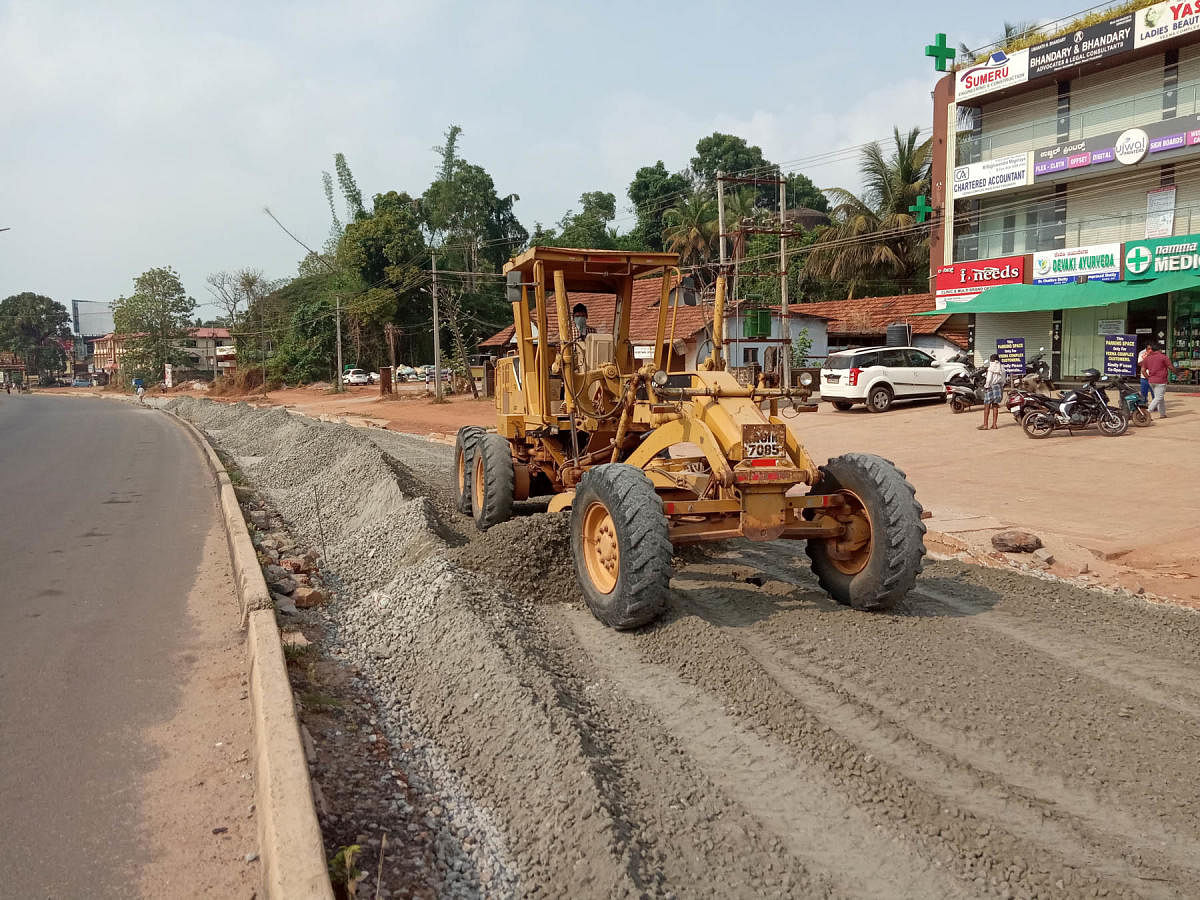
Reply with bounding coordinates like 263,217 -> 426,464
1,0 -> 1060,319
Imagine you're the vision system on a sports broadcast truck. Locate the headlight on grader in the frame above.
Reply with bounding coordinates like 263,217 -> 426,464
799,372 -> 813,386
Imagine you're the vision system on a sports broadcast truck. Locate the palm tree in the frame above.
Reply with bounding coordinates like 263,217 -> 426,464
958,21 -> 1043,61
662,191 -> 718,269
804,126 -> 932,299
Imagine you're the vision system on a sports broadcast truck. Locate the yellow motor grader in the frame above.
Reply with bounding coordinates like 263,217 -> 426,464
453,247 -> 925,628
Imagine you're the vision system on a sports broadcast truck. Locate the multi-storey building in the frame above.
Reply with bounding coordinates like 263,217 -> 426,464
928,2 -> 1200,381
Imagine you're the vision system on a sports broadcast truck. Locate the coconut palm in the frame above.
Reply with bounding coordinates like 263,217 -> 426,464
662,190 -> 718,269
958,21 -> 1043,61
804,126 -> 932,299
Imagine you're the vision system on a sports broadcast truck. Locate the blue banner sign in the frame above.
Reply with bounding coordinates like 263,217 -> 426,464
1104,334 -> 1138,376
995,337 -> 1026,376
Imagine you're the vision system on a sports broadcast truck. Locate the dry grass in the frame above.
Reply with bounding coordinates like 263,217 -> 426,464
958,0 -> 1158,66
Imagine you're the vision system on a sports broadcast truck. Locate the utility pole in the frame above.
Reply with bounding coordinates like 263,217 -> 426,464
431,253 -> 443,402
716,170 -> 728,267
779,175 -> 791,389
384,323 -> 396,395
333,292 -> 344,392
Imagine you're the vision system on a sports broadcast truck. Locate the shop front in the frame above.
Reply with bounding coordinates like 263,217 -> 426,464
1123,234 -> 1200,382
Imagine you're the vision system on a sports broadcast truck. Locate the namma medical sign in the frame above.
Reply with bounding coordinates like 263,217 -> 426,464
1123,232 -> 1200,278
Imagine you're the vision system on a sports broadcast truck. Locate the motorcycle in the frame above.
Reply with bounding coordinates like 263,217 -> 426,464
1020,369 -> 1129,438
943,352 -> 985,413
1013,349 -> 1054,395
1111,377 -> 1153,427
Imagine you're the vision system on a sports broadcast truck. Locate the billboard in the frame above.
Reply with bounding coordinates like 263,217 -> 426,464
1123,232 -> 1200,279
1027,15 -> 1135,79
956,49 -> 1029,102
934,255 -> 1025,309
951,153 -> 1031,198
1031,113 -> 1200,181
1135,1 -> 1200,48
1032,244 -> 1121,284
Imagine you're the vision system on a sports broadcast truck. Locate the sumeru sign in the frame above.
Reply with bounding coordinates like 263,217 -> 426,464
1123,232 -> 1200,279
1033,244 -> 1121,284
1032,113 -> 1200,180
1028,15 -> 1135,79
957,49 -> 1029,101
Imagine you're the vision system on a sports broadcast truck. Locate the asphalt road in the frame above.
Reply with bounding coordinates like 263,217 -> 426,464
0,395 -> 222,898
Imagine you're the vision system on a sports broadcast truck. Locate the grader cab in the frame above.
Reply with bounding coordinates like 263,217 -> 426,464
454,246 -> 925,628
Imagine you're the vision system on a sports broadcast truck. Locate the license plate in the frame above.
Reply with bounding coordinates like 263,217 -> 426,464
824,374 -> 839,383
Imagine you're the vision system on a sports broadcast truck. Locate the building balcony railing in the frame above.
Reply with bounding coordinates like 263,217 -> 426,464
954,207 -> 1200,261
955,84 -> 1197,167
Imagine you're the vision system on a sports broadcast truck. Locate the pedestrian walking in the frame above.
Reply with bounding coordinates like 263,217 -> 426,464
1137,342 -> 1153,402
1141,342 -> 1181,418
136,384 -> 146,404
979,353 -> 1004,430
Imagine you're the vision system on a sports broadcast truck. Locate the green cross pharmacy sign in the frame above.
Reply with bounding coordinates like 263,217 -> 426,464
1124,233 -> 1200,279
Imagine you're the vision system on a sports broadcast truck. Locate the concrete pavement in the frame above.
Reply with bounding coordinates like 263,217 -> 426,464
0,394 -> 242,897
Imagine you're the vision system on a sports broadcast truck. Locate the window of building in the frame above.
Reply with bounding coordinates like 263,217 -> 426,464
1025,194 -> 1066,253
742,347 -> 759,365
1001,214 -> 1016,255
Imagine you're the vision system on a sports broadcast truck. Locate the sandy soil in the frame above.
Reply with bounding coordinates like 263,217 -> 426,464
170,396 -> 1200,899
136,521 -> 257,898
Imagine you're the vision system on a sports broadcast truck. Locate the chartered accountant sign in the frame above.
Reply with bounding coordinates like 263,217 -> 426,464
951,153 -> 1031,199
1027,14 -> 1135,79
956,49 -> 1029,102
934,255 -> 1025,309
1032,244 -> 1121,284
1123,232 -> 1200,279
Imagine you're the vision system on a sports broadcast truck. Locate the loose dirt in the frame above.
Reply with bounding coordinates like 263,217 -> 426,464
168,396 -> 1200,899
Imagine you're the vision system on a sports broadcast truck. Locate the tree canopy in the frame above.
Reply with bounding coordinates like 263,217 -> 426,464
111,267 -> 197,381
0,292 -> 71,376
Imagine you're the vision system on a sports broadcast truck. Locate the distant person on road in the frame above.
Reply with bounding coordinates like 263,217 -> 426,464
1137,342 -> 1153,402
1141,342 -> 1181,419
136,384 -> 146,404
979,353 -> 1004,431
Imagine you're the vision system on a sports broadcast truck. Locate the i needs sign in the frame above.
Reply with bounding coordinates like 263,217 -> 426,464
1124,232 -> 1200,279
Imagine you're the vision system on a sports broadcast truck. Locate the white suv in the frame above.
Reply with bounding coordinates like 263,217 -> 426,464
820,346 -> 965,413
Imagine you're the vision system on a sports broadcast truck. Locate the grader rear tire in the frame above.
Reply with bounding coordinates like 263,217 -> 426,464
805,453 -> 925,611
453,426 -> 485,514
571,464 -> 671,630
472,433 -> 514,531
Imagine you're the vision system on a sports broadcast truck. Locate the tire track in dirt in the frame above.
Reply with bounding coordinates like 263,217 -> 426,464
674,580 -> 1199,889
911,586 -> 1200,718
561,607 -> 971,900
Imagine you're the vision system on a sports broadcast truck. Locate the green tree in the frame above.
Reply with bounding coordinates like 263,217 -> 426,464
555,191 -> 618,249
627,161 -> 689,251
804,126 -> 932,298
785,172 -> 829,213
691,133 -> 770,187
662,190 -> 718,271
111,267 -> 197,381
0,292 -> 71,376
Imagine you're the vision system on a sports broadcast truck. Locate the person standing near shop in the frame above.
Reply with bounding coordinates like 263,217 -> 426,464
1142,342 -> 1181,419
1138,342 -> 1153,402
979,353 -> 1004,430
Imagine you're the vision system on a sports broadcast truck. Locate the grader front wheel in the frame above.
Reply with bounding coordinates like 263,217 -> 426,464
805,453 -> 926,611
453,426 -> 485,514
571,464 -> 672,630
472,433 -> 514,531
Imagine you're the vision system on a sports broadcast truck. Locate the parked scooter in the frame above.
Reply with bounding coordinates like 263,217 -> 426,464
943,352 -> 985,413
1020,369 -> 1129,438
1111,377 -> 1153,427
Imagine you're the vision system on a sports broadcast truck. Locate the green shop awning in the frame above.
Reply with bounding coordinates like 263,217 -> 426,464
918,271 -> 1200,315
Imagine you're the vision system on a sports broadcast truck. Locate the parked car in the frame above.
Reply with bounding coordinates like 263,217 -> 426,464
342,368 -> 371,385
820,346 -> 967,413
395,365 -> 418,382
72,377 -> 91,387
368,372 -> 380,384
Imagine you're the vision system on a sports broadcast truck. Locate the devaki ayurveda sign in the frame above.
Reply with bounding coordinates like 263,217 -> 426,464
1033,244 -> 1122,284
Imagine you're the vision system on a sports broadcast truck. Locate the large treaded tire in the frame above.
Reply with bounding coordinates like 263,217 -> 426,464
453,426 -> 485,514
571,464 -> 672,630
805,453 -> 926,611
472,433 -> 514,531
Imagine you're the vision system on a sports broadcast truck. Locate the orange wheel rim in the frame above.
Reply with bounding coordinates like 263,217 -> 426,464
582,501 -> 620,594
828,490 -> 872,575
457,449 -> 466,496
473,453 -> 486,512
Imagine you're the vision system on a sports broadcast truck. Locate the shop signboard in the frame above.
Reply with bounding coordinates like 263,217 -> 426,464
996,337 -> 1027,375
1135,0 -> 1200,48
1123,232 -> 1200,279
1097,319 -> 1126,335
1031,113 -> 1200,181
951,153 -> 1031,199
1103,334 -> 1138,376
1027,15 -> 1135,79
934,255 -> 1024,309
1145,186 -> 1177,238
1032,244 -> 1122,284
956,48 -> 1029,102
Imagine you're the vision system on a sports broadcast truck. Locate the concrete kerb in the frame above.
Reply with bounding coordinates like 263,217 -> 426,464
163,409 -> 333,900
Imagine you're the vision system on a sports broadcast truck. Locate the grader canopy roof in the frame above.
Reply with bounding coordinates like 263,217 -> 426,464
502,246 -> 679,293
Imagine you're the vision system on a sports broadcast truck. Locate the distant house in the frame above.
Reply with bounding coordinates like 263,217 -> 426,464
480,274 -> 716,370
93,327 -> 235,379
788,294 -> 968,360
